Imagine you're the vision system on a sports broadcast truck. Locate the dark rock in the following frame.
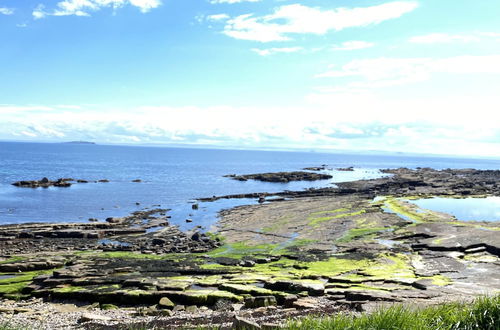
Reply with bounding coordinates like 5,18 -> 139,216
240,260 -> 256,267
245,296 -> 277,308
225,171 -> 332,183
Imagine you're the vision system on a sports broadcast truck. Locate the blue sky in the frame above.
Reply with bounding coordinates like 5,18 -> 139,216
1,0 -> 500,157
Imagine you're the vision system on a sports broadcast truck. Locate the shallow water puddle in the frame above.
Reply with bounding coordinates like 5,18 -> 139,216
98,239 -> 131,247
408,196 -> 500,222
0,275 -> 15,280
375,239 -> 399,248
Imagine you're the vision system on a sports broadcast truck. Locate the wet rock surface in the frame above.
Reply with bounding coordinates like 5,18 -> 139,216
12,177 -> 111,188
0,208 -> 220,255
224,171 -> 333,183
1,167 -> 499,328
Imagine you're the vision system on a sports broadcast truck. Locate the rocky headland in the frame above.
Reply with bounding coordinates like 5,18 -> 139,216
0,167 -> 499,329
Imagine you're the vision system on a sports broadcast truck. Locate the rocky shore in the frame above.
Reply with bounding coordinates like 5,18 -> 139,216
224,171 -> 332,183
1,167 -> 499,329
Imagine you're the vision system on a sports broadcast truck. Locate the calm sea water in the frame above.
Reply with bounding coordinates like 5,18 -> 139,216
0,142 -> 498,230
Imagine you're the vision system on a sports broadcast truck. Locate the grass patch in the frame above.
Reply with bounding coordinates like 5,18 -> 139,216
206,242 -> 279,259
285,295 -> 500,330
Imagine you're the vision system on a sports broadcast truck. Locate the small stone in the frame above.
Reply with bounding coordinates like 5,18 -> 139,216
173,305 -> 185,312
158,297 -> 175,309
292,298 -> 316,309
240,260 -> 256,267
233,316 -> 261,330
78,313 -> 112,323
100,304 -> 118,310
185,305 -> 198,313
160,309 -> 172,316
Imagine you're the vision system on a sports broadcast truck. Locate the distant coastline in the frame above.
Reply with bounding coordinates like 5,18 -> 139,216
63,141 -> 96,145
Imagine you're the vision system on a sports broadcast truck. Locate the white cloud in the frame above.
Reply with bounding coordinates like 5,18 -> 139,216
0,7 -> 14,15
220,1 -> 419,42
33,4 -> 47,19
33,0 -> 161,18
480,32 -> 500,38
210,0 -> 261,4
409,31 -> 500,44
251,46 -> 303,56
207,13 -> 229,21
316,54 -> 500,89
332,41 -> 375,51
409,33 -> 480,44
1,100 -> 499,157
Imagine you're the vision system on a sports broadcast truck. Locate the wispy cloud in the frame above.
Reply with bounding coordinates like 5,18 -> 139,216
33,0 -> 161,19
409,31 -> 500,44
215,1 -> 418,42
409,33 -> 479,44
0,7 -> 15,15
316,54 -> 500,89
332,41 -> 375,51
251,46 -> 303,56
206,13 -> 229,21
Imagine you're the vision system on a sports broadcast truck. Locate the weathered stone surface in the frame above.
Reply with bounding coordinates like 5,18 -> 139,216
233,316 -> 261,330
265,280 -> 325,296
292,298 -> 316,309
244,296 -> 277,308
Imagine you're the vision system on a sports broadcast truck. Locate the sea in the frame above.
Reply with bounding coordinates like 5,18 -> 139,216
0,142 -> 498,231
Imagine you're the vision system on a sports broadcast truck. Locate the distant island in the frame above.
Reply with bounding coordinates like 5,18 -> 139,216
63,141 -> 96,145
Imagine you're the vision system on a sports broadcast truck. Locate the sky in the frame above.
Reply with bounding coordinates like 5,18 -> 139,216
1,0 -> 500,158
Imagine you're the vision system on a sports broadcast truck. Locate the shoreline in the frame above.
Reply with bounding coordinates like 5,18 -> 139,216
0,167 -> 499,328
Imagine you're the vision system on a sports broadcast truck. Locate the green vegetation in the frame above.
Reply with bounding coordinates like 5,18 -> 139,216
0,270 -> 53,296
285,295 -> 500,330
382,197 -> 428,223
0,323 -> 25,330
206,241 -> 280,259
0,256 -> 25,265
